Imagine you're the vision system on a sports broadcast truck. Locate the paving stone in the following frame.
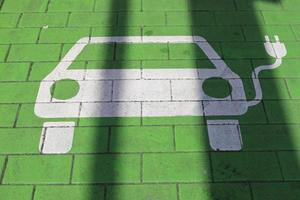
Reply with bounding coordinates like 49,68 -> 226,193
167,12 -> 215,26
112,80 -> 171,101
235,0 -> 282,10
143,26 -> 192,37
0,63 -> 30,81
1,0 -> 48,12
278,151 -> 300,180
193,26 -> 244,42
34,185 -> 104,200
243,26 -> 297,42
91,27 -> 141,37
95,0 -> 141,11
281,0 -> 300,10
3,155 -> 72,184
211,152 -> 282,181
86,60 -> 141,69
62,43 -> 114,61
264,100 -> 300,123
8,44 -> 61,62
215,11 -> 265,25
118,12 -> 165,26
143,0 -> 188,11
0,28 -> 39,44
0,186 -> 33,200
188,0 -> 235,11
252,182 -> 300,200
72,154 -> 141,183
116,44 -> 168,60
278,42 -> 300,58
78,117 -> 141,127
0,128 -> 40,153
110,126 -> 173,152
142,59 -> 199,69
179,183 -> 252,200
0,82 -> 40,103
71,127 -> 109,153
19,13 -> 68,28
221,42 -> 268,59
48,0 -> 94,12
68,13 -> 117,27
0,13 -> 20,28
242,125 -> 300,151
39,28 -> 90,43
142,116 -> 205,126
263,11 -> 300,25
0,104 -> 18,127
169,43 -> 221,59
107,184 -> 177,200
175,126 -> 209,151
143,152 -> 211,182
286,79 -> 300,99
260,78 -> 290,99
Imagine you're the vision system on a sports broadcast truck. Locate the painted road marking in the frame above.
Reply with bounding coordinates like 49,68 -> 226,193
35,36 -> 287,154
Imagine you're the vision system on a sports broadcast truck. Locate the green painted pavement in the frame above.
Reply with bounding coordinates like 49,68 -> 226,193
0,0 -> 300,199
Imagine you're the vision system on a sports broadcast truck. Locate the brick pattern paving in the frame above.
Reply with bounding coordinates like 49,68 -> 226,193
0,0 -> 300,199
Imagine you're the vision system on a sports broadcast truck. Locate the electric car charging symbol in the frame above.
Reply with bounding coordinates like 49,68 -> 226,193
35,35 -> 287,154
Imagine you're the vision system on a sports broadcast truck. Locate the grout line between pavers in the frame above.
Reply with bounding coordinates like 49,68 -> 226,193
107,127 -> 112,152
69,154 -> 75,184
172,125 -> 176,151
58,43 -> 64,60
248,182 -> 255,200
92,0 -> 97,12
0,155 -> 8,184
35,27 -> 43,44
65,12 -> 71,27
0,0 -> 5,11
176,183 -> 180,200
283,78 -> 293,99
140,0 -> 143,12
140,153 -> 143,183
261,100 -> 270,124
25,62 -> 34,81
12,104 -> 21,128
103,185 -> 108,200
4,44 -> 11,63
31,185 -> 36,200
15,13 -> 23,28
275,151 -> 285,181
208,151 -> 215,182
290,24 -> 299,42
45,0 -> 51,12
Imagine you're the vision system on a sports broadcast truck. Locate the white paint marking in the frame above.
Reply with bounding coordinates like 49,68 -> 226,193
142,101 -> 203,117
207,120 -> 242,151
80,102 -> 141,117
39,122 -> 75,154
34,35 -> 286,153
112,80 -> 171,101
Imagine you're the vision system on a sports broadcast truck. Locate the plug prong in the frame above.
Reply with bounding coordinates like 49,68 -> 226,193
274,35 -> 280,42
265,35 -> 270,42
